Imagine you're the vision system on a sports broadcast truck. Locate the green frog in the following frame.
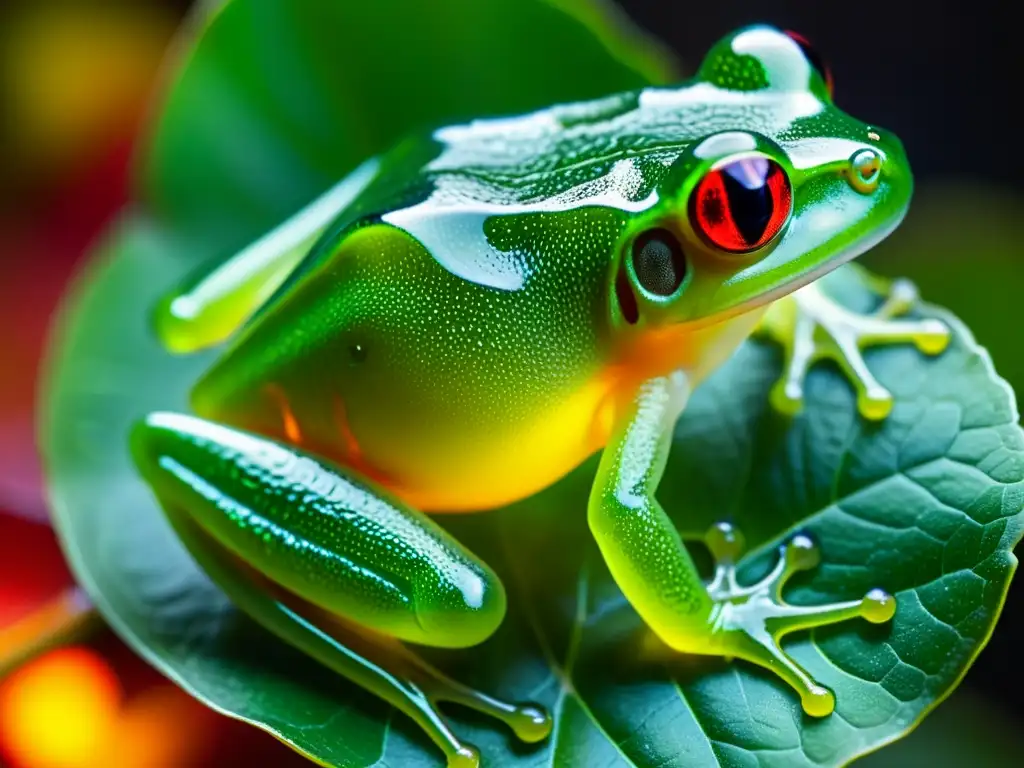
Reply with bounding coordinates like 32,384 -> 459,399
127,25 -> 949,767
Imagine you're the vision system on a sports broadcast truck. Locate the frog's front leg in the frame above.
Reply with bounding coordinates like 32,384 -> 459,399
588,374 -> 895,716
758,272 -> 951,420
131,413 -> 551,768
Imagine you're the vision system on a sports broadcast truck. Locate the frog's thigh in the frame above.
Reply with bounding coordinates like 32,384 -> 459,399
131,413 -> 550,767
131,412 -> 504,648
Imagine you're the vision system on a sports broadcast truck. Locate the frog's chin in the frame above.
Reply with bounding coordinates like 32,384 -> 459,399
755,220 -> 902,306
694,203 -> 909,332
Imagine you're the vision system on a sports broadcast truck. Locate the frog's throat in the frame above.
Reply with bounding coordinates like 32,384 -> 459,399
613,304 -> 767,390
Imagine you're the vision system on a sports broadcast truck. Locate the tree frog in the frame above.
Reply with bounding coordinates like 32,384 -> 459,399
131,26 -> 950,767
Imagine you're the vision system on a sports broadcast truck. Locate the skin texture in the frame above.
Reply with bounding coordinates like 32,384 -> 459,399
132,26 -> 949,767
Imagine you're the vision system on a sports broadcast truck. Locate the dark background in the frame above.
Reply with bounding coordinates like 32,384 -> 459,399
623,0 -> 1019,188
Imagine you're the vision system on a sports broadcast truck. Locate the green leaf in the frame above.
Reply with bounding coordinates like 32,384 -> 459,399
42,217 -> 1024,766
139,0 -> 676,261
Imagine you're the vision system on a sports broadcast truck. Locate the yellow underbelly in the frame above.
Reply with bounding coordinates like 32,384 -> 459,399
374,375 -> 614,513
272,306 -> 767,516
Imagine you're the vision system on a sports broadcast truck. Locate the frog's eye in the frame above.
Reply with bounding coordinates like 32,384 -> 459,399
783,30 -> 834,97
631,228 -> 687,297
689,155 -> 792,254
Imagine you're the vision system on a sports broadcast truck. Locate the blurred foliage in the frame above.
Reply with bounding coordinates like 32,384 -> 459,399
0,3 -> 301,767
0,0 -> 180,520
0,2 -> 176,197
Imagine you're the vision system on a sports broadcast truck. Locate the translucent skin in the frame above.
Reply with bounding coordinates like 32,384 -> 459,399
133,26 -> 944,767
174,29 -> 909,512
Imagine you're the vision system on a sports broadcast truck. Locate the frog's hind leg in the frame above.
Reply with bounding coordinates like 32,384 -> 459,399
156,159 -> 379,354
131,412 -> 550,767
757,269 -> 951,420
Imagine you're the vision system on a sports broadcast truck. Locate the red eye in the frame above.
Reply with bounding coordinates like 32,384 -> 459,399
689,156 -> 792,254
784,30 -> 834,97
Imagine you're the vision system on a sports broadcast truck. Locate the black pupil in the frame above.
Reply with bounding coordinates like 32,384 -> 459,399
721,158 -> 774,246
632,229 -> 686,296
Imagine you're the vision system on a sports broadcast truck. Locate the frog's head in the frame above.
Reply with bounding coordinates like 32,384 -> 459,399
611,25 -> 911,335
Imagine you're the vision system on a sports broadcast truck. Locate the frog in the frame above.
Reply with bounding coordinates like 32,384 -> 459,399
129,25 -> 950,768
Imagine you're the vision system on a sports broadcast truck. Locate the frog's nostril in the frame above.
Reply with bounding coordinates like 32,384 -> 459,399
846,148 -> 882,194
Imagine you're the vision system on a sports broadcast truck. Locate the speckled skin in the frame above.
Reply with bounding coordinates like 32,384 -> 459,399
133,26 -> 926,767
186,26 -> 909,512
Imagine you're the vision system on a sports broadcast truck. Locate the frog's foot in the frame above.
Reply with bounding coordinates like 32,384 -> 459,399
758,277 -> 951,420
399,652 -> 552,767
702,522 -> 896,716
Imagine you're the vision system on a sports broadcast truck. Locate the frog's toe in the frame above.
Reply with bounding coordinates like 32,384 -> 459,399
759,276 -> 950,421
448,744 -> 481,768
838,347 -> 896,421
828,286 -> 950,420
703,523 -> 896,717
769,363 -> 811,418
417,666 -> 552,746
510,705 -> 556,743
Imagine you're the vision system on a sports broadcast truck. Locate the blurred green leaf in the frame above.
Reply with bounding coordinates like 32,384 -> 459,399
40,0 -> 1024,765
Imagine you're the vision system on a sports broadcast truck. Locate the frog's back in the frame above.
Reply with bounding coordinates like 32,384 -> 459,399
188,37 -> 877,511
188,97 -> 672,512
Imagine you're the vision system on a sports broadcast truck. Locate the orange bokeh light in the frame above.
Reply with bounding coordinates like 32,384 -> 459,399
0,648 -> 122,768
109,684 -> 218,768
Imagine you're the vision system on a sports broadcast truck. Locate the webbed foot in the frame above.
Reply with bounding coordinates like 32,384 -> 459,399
702,522 -> 895,716
758,276 -> 950,420
387,659 -> 550,767
403,653 -> 553,764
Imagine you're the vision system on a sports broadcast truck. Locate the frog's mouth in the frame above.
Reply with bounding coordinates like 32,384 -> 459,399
676,185 -> 911,332
735,206 -> 906,311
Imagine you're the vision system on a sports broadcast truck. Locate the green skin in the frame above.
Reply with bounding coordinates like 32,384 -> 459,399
132,26 -> 951,768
